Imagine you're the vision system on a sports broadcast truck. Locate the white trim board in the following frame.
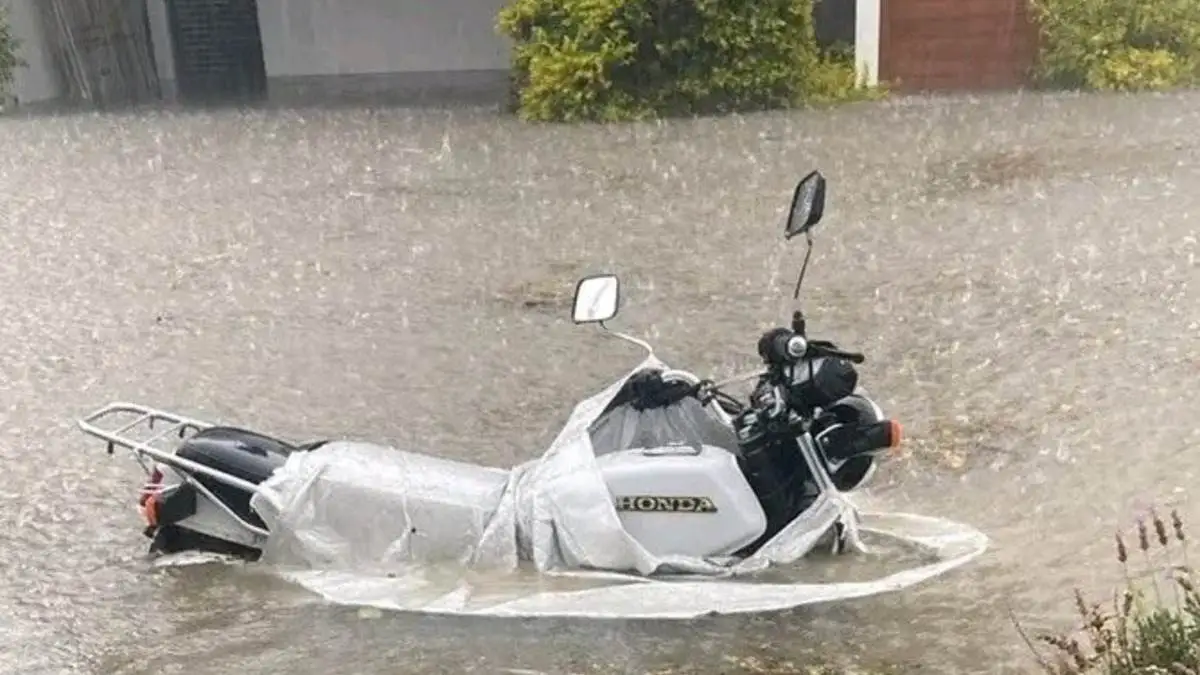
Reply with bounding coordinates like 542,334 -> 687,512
854,0 -> 880,86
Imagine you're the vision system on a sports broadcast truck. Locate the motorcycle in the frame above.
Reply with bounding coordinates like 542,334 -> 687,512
77,170 -> 926,582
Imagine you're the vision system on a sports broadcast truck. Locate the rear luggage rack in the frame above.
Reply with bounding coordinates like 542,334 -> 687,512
77,402 -> 276,501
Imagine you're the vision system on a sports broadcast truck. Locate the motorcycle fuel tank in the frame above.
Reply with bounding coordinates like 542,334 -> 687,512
595,444 -> 768,558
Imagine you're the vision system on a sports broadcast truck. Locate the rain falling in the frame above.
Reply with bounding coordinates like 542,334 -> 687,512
1,0 -> 1199,673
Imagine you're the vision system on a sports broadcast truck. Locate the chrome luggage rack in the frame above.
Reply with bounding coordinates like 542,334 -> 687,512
77,402 -> 282,538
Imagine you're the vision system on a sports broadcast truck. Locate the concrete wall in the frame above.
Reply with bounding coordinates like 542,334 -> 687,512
141,0 -> 514,104
258,0 -> 511,76
255,0 -> 513,103
3,0 -> 63,104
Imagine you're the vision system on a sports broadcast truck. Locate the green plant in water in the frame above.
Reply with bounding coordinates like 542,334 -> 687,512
1028,0 -> 1200,91
1016,509 -> 1200,674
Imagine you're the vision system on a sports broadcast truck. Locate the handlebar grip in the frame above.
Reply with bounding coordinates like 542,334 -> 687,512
758,329 -> 866,365
757,328 -> 803,365
807,340 -> 866,364
833,349 -> 866,364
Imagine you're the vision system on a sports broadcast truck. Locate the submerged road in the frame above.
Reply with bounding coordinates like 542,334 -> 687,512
1,89 -> 1198,674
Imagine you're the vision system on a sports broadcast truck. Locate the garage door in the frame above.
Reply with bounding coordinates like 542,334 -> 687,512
879,0 -> 1039,92
168,0 -> 267,101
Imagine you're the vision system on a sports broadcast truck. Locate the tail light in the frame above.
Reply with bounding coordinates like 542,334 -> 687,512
139,465 -> 165,528
139,466 -> 164,506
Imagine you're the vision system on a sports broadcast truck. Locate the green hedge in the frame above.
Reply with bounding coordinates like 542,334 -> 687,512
1029,0 -> 1200,91
0,4 -> 20,99
496,0 -> 871,122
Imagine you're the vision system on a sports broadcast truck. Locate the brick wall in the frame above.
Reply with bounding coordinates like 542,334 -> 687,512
879,0 -> 1039,92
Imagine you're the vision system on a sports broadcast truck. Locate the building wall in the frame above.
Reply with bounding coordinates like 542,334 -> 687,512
3,0 -> 63,104
257,0 -> 510,76
879,0 -> 1039,92
855,0 -> 880,86
113,0 -> 517,105
255,0 -> 513,103
7,0 -> 1039,108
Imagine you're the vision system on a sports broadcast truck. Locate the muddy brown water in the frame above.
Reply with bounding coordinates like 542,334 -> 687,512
2,89 -> 1199,674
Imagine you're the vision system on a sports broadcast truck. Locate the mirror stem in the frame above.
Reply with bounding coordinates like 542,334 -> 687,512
598,322 -> 656,357
791,236 -> 815,301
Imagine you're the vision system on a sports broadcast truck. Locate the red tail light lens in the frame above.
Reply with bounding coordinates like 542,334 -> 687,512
140,466 -> 164,506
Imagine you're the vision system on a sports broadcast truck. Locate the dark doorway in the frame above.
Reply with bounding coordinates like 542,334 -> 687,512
814,0 -> 856,52
167,0 -> 268,102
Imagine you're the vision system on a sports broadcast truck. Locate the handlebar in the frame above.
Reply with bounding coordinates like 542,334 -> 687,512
756,328 -> 865,366
653,327 -> 865,425
814,343 -> 866,364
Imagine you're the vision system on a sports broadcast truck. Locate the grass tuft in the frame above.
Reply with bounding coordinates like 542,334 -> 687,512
1016,509 -> 1200,674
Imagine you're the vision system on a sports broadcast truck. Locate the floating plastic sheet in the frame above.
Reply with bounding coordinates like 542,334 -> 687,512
269,510 -> 986,618
249,356 -> 988,618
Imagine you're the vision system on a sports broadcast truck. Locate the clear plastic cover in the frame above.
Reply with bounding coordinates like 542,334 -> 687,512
588,390 -> 741,455
248,355 -> 989,618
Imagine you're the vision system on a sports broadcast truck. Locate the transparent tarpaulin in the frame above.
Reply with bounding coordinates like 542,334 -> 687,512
248,356 -> 988,618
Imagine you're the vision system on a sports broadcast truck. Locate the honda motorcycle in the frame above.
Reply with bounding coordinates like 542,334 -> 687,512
77,170 -> 907,576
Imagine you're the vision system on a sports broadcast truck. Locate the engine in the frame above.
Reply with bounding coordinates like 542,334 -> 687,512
728,350 -> 896,554
731,410 -> 814,553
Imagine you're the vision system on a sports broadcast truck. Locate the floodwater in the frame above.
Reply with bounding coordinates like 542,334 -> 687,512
1,89 -> 1198,674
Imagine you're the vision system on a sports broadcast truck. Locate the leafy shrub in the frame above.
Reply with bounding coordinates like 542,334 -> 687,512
1084,47 -> 1186,92
496,0 -> 873,122
806,41 -> 886,105
0,4 -> 21,99
1018,510 -> 1200,674
1028,0 -> 1200,91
